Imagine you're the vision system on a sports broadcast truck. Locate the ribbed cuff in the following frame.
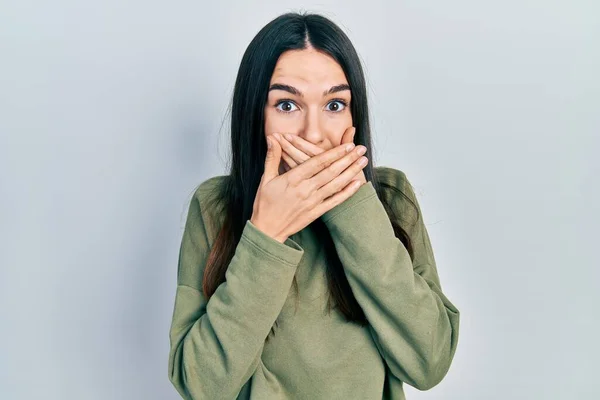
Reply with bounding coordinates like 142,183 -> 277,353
241,220 -> 304,267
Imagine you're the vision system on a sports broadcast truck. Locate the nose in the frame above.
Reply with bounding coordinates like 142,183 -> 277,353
299,106 -> 325,146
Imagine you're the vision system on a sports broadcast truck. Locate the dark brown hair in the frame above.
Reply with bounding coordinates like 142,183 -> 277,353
199,12 -> 420,337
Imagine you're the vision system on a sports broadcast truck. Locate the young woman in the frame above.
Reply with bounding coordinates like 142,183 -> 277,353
168,12 -> 460,400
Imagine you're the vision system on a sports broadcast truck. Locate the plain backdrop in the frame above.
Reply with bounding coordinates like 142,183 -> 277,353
1,1 -> 598,399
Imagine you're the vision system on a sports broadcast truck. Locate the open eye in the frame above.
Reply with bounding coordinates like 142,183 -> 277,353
326,100 -> 347,112
275,100 -> 299,113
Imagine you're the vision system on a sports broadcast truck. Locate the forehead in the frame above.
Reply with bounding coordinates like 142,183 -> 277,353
269,49 -> 348,88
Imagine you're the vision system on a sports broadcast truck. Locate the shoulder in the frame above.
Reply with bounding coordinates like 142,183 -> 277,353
374,165 -> 416,203
374,166 -> 408,189
374,165 -> 420,224
192,174 -> 229,206
187,174 -> 230,240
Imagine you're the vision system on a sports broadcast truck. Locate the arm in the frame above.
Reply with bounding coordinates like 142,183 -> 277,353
320,168 -> 460,391
168,181 -> 304,399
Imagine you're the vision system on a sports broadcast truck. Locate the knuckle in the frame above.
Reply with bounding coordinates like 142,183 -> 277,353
329,158 -> 343,173
336,181 -> 347,194
312,188 -> 325,204
298,183 -> 312,200
318,158 -> 330,170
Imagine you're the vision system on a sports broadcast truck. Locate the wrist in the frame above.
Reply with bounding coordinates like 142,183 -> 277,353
249,218 -> 288,244
274,235 -> 289,244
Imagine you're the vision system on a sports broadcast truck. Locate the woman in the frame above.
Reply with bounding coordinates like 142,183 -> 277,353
168,11 -> 460,400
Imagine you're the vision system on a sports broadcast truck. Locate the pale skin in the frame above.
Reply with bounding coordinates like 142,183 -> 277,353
249,47 -> 369,243
264,46 -> 367,186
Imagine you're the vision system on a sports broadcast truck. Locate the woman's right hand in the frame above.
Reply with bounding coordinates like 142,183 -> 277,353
250,134 -> 369,243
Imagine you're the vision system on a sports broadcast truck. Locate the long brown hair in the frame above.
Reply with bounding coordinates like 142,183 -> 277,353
199,12 -> 420,336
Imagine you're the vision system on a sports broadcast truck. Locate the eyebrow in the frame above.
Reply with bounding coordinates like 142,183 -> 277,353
268,83 -> 351,97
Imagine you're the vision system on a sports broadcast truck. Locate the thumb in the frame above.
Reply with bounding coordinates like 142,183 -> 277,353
341,126 -> 356,145
263,135 -> 282,181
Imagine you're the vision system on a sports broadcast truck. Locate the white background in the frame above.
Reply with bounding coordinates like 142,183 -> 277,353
1,1 -> 598,399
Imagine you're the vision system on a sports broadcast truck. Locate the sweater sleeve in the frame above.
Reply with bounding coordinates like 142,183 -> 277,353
168,182 -> 305,399
320,167 -> 460,391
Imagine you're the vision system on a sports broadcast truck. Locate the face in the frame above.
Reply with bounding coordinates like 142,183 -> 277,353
264,47 -> 353,173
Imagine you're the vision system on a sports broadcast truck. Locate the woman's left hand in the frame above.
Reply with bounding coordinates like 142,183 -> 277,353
271,126 -> 367,187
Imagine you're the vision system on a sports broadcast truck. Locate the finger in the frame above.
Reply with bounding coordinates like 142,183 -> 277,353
318,152 -> 368,199
263,135 -> 282,182
281,151 -> 298,168
283,133 -> 324,157
290,141 -> 356,183
339,126 -> 356,146
311,143 -> 366,192
274,134 -> 310,165
313,178 -> 363,217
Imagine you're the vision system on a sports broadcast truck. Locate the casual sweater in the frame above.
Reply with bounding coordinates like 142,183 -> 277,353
168,166 -> 460,399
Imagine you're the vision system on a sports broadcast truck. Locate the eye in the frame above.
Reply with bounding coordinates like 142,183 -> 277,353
275,100 -> 298,113
326,100 -> 347,112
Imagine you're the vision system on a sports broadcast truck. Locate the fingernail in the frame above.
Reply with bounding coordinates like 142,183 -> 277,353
357,145 -> 367,155
284,133 -> 293,141
267,137 -> 272,149
273,133 -> 281,140
346,143 -> 355,152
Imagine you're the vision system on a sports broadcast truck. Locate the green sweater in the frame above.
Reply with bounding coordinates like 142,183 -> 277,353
168,166 -> 460,399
